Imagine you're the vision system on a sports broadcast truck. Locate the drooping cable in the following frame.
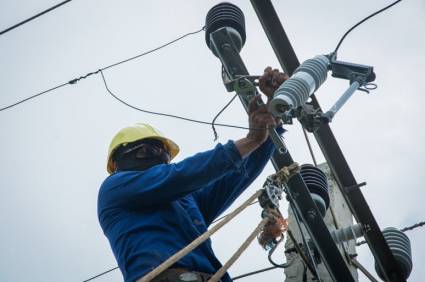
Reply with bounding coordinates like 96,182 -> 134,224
100,70 -> 252,131
0,0 -> 73,36
0,27 -> 204,112
211,93 -> 238,141
333,0 -> 403,54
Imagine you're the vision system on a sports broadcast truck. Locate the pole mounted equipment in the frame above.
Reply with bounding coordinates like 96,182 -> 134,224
375,228 -> 413,280
205,2 -> 246,57
205,3 -> 356,281
299,164 -> 330,218
250,0 -> 407,280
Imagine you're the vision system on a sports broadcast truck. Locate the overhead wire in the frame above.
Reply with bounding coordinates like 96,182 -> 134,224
82,266 -> 119,282
100,70 -> 253,131
4,0 -> 408,280
1,26 -> 204,112
1,26 -> 262,133
333,0 -> 403,54
356,220 -> 425,247
0,0 -> 73,36
0,82 -> 69,111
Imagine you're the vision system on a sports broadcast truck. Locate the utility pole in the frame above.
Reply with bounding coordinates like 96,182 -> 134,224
284,163 -> 359,281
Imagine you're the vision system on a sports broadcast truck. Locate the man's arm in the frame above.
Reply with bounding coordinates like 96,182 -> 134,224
191,127 -> 284,226
192,67 -> 287,225
98,141 -> 244,210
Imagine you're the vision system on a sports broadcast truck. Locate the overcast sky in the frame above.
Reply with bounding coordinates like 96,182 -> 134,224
1,0 -> 424,281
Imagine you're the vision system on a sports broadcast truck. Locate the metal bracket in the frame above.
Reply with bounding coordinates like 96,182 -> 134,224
259,176 -> 284,209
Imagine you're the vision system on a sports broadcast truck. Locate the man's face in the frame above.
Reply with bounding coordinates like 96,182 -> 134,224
114,139 -> 170,172
127,139 -> 170,163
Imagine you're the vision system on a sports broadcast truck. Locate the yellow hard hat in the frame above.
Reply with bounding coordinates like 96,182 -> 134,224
106,123 -> 179,174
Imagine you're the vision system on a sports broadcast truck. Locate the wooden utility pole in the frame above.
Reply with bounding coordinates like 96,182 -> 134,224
284,163 -> 359,281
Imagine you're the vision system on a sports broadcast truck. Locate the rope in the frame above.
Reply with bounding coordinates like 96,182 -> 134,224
208,217 -> 270,282
137,190 -> 262,282
273,162 -> 300,184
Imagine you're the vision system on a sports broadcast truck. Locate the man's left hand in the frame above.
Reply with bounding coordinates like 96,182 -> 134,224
259,66 -> 288,100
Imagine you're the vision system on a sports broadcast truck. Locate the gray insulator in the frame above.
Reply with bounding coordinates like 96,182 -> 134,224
205,2 -> 246,54
270,55 -> 329,116
310,193 -> 327,218
299,164 -> 330,213
375,227 -> 413,280
331,224 -> 364,244
296,55 -> 329,90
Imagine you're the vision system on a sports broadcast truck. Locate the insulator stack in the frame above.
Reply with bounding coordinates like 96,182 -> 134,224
299,164 -> 330,217
270,55 -> 329,116
375,227 -> 413,280
331,224 -> 363,244
205,2 -> 246,55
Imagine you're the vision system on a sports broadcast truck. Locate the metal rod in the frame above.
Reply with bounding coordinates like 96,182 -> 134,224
323,81 -> 360,122
351,257 -> 380,282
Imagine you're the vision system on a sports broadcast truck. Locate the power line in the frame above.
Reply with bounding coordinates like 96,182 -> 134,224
334,0 -> 403,54
100,70 -> 252,131
401,221 -> 425,232
0,82 -> 70,111
82,266 -> 119,282
0,27 -> 203,112
0,0 -> 73,36
356,220 -> 425,246
101,27 -> 205,71
233,265 -> 279,280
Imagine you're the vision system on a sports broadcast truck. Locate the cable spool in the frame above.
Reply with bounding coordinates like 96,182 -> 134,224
299,164 -> 330,217
205,2 -> 246,56
270,55 -> 329,116
375,227 -> 413,280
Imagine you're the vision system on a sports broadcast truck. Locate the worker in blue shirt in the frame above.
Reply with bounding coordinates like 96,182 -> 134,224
98,67 -> 287,282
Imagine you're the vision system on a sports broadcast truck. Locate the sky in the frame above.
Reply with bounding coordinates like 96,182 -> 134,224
0,0 -> 424,281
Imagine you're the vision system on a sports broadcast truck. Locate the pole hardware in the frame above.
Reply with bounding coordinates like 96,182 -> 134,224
344,182 -> 367,193
250,0 -> 406,280
206,3 -> 356,281
270,53 -> 378,128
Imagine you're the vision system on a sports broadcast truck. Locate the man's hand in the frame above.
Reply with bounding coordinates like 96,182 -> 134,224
259,66 -> 288,100
235,95 -> 277,158
246,95 -> 276,145
234,67 -> 287,158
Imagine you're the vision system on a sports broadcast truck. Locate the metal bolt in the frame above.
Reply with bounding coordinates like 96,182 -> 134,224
307,209 -> 317,221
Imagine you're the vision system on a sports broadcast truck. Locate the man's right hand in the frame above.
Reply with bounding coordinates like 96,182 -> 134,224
246,95 -> 276,145
234,95 -> 276,158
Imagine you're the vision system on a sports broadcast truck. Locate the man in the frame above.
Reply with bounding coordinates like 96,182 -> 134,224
98,67 -> 287,282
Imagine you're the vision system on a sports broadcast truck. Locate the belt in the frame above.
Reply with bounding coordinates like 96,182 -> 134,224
140,268 -> 216,282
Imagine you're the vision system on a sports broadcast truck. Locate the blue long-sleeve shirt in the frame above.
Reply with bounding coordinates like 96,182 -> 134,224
98,131 -> 283,282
